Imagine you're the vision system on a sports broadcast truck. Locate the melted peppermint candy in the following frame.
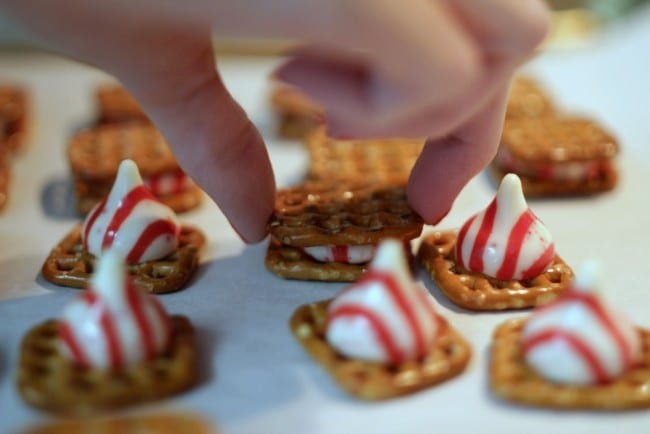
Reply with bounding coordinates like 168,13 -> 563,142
522,262 -> 641,385
143,168 -> 193,197
82,159 -> 180,264
326,239 -> 440,364
300,244 -> 376,264
495,147 -> 608,183
455,173 -> 554,280
59,249 -> 171,369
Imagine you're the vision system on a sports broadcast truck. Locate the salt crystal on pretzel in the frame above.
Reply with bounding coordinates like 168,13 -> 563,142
59,248 -> 171,369
326,239 -> 441,364
82,159 -> 180,264
456,173 -> 554,281
522,261 -> 641,385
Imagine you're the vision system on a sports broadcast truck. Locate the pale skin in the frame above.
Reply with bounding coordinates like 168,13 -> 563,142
2,0 -> 550,242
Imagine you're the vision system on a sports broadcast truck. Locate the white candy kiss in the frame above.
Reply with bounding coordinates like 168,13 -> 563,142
522,261 -> 641,385
326,239 -> 440,364
455,173 -> 554,280
59,249 -> 171,369
82,159 -> 180,264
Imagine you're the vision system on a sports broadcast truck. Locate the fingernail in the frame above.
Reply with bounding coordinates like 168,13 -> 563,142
231,224 -> 252,244
233,220 -> 271,244
431,205 -> 452,225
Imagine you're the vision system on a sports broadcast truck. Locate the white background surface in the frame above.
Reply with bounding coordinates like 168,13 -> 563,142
1,6 -> 650,434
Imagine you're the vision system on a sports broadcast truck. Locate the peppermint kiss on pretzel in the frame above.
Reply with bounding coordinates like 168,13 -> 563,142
290,239 -> 471,399
59,248 -> 172,369
68,123 -> 203,214
455,173 -> 554,281
18,249 -> 197,414
266,179 -> 423,282
521,261 -> 640,385
490,262 -> 650,410
42,159 -> 205,294
326,239 -> 442,364
82,159 -> 180,264
493,116 -> 620,197
418,174 -> 573,310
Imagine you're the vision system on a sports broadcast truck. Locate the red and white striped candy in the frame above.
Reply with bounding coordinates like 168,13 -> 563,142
455,173 -> 554,280
59,249 -> 171,369
326,239 -> 441,364
300,244 -> 376,264
522,262 -> 640,385
83,159 -> 180,264
143,168 -> 193,197
495,147 -> 607,182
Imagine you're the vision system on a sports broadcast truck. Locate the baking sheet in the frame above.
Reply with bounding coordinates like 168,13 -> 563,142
1,7 -> 650,433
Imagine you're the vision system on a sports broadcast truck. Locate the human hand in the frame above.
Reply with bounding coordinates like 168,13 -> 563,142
273,0 -> 551,223
2,0 -> 549,240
